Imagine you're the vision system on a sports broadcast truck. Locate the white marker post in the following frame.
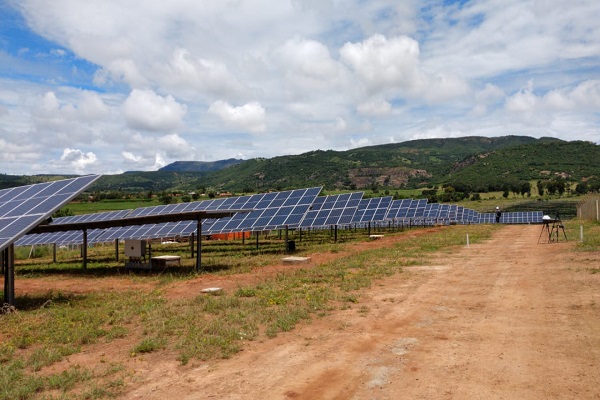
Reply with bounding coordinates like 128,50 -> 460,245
466,233 -> 470,248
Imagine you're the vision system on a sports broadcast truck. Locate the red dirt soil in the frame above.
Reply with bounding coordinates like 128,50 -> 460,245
10,225 -> 600,399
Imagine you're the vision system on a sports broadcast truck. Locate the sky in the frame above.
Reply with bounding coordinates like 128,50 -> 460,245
0,0 -> 599,176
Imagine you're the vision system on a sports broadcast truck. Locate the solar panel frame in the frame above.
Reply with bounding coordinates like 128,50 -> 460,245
0,175 -> 101,252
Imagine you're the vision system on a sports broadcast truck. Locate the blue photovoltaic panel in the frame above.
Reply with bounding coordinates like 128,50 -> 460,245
454,206 -> 465,222
424,203 -> 439,220
386,199 -> 413,220
0,175 -> 100,252
298,192 -> 363,228
447,205 -> 458,222
206,187 -> 322,233
437,204 -> 450,220
352,196 -> 393,223
404,199 -> 428,219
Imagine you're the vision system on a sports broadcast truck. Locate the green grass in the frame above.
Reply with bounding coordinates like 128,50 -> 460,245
1,224 -> 499,398
570,220 -> 600,252
63,198 -> 161,214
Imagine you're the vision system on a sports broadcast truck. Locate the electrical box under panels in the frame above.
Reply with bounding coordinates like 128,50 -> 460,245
124,239 -> 146,258
124,239 -> 150,270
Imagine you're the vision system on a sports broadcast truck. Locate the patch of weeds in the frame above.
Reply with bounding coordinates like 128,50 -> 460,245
29,345 -> 79,371
0,361 -> 45,400
235,287 -> 257,297
45,365 -> 92,391
105,325 -> 128,340
80,385 -> 112,399
341,294 -> 359,304
133,337 -> 165,354
265,307 -> 310,338
0,343 -> 15,364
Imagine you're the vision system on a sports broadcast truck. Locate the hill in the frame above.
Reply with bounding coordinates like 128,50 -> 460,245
159,158 -> 243,172
4,135 -> 599,195
193,135 -> 563,191
447,140 -> 600,192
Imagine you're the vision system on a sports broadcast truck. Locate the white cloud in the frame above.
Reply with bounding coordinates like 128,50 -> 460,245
357,98 -> 392,116
122,89 -> 187,132
56,148 -> 98,174
208,101 -> 266,133
341,34 -> 425,96
279,37 -> 339,80
159,48 -> 245,100
340,34 -> 468,103
122,151 -> 141,162
506,80 -> 600,115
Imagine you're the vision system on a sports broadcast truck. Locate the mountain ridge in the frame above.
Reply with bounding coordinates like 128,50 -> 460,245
3,135 -> 598,194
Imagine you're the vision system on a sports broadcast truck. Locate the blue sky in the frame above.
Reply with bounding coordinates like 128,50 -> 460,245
1,0 -> 599,175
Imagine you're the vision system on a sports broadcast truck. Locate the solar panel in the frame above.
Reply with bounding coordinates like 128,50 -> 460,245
206,187 -> 322,233
298,192 -> 363,228
385,199 -> 413,220
0,175 -> 100,252
409,199 -> 428,219
352,196 -> 393,224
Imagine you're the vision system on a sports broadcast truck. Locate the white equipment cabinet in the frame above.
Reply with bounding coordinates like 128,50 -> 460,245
124,239 -> 150,270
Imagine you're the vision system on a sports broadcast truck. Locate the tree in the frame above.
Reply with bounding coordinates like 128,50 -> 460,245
536,180 -> 545,197
159,192 -> 173,204
519,181 -> 531,197
575,182 -> 589,195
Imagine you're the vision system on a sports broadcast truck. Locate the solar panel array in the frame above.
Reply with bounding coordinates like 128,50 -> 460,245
0,175 -> 100,252
11,180 -> 548,248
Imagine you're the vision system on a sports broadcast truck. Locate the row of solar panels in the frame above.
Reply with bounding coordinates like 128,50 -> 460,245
14,185 -> 544,246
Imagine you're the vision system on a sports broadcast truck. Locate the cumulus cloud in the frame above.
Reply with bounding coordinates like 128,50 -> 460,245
340,34 -> 468,103
279,37 -> 339,80
505,80 -> 600,115
33,90 -> 110,122
122,151 -> 141,163
122,89 -> 187,132
208,101 -> 266,133
56,148 -> 98,174
118,132 -> 198,171
341,34 -> 425,95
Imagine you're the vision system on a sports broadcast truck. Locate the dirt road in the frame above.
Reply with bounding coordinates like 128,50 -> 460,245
117,224 -> 600,399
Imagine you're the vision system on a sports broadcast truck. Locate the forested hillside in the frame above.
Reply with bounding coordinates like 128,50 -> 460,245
3,136 -> 599,197
446,141 -> 600,192
194,135 -> 562,191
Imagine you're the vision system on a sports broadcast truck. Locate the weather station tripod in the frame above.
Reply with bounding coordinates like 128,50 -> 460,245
538,214 -> 567,244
